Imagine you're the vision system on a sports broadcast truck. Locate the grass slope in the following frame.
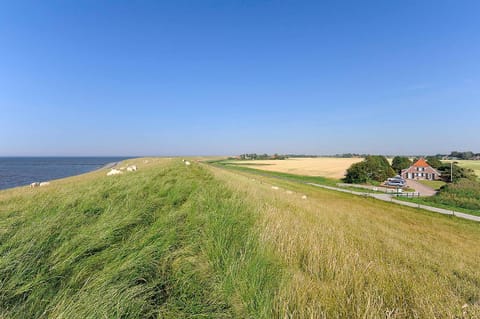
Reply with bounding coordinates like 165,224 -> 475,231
1,158 -> 479,318
209,164 -> 480,318
0,158 -> 280,318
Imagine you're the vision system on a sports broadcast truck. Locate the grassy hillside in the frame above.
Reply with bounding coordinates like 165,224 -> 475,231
0,158 -> 280,318
1,158 -> 480,318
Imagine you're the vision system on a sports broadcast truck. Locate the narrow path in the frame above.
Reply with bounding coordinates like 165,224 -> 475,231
307,183 -> 480,222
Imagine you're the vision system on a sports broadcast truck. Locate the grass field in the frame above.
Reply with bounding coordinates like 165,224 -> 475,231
443,160 -> 480,177
229,157 -> 363,179
417,179 -> 447,190
1,158 -> 479,318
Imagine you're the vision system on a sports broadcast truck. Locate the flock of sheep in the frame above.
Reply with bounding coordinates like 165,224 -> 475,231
30,181 -> 50,188
107,165 -> 137,176
271,185 -> 307,199
31,160 -> 307,203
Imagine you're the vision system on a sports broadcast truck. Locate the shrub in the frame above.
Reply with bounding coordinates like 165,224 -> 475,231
426,178 -> 480,211
344,155 -> 395,184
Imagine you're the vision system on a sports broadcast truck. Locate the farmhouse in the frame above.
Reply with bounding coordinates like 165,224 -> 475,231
401,158 -> 441,180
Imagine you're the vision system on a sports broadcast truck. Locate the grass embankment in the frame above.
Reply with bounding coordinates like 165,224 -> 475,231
0,158 -> 280,318
1,158 -> 480,318
210,166 -> 480,318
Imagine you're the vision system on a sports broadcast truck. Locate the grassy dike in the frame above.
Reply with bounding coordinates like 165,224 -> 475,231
1,158 -> 480,318
0,158 -> 281,318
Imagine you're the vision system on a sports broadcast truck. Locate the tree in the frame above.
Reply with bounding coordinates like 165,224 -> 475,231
391,156 -> 412,173
425,156 -> 442,169
437,164 -> 476,182
344,155 -> 395,183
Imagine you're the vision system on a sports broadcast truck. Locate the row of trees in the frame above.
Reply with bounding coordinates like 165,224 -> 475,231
238,153 -> 287,160
448,151 -> 480,160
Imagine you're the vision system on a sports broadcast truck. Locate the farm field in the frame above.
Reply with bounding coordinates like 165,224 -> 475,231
230,157 -> 363,179
443,160 -> 480,178
0,158 -> 479,318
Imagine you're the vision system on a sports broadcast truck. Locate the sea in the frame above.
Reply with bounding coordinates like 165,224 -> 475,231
0,157 -> 129,191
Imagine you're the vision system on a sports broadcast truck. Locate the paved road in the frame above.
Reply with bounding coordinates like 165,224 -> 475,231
405,179 -> 437,196
307,183 -> 480,223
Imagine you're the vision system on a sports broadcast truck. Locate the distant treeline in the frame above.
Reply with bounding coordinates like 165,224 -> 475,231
232,151 -> 480,161
235,153 -> 287,160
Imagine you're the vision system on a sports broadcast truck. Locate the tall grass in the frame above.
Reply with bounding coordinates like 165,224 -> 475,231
210,165 -> 480,318
1,158 -> 480,318
426,178 -> 480,211
0,159 -> 280,318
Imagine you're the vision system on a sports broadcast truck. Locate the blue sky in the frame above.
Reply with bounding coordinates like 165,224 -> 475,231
1,1 -> 479,156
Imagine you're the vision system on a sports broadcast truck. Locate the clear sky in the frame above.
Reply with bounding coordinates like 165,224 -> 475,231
1,1 -> 479,156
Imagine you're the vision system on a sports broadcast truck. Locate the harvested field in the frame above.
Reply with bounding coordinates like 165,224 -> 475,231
232,157 -> 363,179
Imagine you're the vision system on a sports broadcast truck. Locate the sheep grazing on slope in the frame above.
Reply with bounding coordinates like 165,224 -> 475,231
39,182 -> 50,187
30,182 -> 40,188
185,161 -> 191,166
271,186 -> 279,190
301,195 -> 307,200
107,169 -> 123,176
127,165 -> 137,172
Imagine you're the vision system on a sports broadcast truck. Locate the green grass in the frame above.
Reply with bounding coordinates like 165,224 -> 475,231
1,158 -> 480,318
417,179 -> 446,190
0,158 -> 281,318
395,196 -> 480,217
443,160 -> 480,178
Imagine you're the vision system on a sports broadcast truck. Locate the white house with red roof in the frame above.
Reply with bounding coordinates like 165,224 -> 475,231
401,158 -> 441,180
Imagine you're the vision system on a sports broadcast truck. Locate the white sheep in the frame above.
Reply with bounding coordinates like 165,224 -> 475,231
107,169 -> 123,176
127,165 -> 137,172
185,161 -> 191,166
301,195 -> 307,200
30,182 -> 40,188
39,182 -> 50,187
271,186 -> 279,190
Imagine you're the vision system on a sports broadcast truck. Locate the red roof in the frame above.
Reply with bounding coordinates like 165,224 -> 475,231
412,158 -> 430,167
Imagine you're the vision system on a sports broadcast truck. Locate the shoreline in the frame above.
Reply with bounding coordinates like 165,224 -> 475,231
0,157 -> 129,192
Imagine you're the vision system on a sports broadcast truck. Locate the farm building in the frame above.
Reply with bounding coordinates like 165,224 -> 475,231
401,158 -> 441,180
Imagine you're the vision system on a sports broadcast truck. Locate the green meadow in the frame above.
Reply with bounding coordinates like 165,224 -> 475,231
443,160 -> 480,178
0,158 -> 479,318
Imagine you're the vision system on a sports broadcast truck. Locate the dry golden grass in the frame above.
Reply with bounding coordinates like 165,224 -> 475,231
210,164 -> 480,318
232,157 -> 363,179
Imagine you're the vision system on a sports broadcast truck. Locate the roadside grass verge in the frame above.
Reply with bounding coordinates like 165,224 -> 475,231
396,196 -> 480,217
0,159 -> 281,318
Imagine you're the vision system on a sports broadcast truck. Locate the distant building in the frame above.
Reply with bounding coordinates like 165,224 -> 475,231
401,158 -> 441,180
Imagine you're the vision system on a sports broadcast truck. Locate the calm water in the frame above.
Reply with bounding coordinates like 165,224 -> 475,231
0,157 -> 129,190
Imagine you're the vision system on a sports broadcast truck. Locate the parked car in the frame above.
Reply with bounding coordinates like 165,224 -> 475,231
386,180 -> 406,187
386,175 -> 406,187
